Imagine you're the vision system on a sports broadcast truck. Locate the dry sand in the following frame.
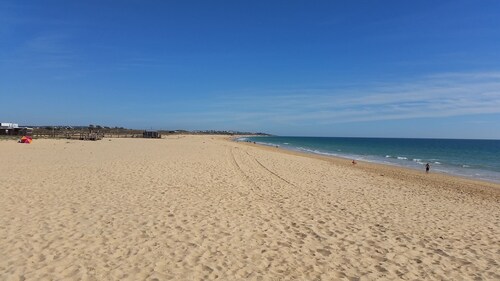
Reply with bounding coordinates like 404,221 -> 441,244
0,135 -> 499,280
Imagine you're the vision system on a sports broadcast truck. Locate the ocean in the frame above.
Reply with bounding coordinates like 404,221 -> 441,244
237,136 -> 500,183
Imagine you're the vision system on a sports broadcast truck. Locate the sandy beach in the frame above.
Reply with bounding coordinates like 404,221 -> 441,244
0,135 -> 499,280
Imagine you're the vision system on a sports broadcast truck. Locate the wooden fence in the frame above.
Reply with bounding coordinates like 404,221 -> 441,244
32,132 -> 145,139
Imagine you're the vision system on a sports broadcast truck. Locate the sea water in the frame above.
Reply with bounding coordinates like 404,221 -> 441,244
238,136 -> 500,183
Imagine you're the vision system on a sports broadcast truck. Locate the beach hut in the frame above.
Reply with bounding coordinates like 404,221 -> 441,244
1,123 -> 33,136
143,130 -> 161,138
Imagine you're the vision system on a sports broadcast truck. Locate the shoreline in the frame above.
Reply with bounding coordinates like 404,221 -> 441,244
233,137 -> 500,199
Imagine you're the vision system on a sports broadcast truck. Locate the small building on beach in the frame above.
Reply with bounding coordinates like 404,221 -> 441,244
143,130 -> 161,139
0,122 -> 33,136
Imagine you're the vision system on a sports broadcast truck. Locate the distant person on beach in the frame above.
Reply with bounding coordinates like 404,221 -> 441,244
425,163 -> 430,173
352,160 -> 357,165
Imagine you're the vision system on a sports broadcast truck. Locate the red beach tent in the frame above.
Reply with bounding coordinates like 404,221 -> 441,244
20,136 -> 32,144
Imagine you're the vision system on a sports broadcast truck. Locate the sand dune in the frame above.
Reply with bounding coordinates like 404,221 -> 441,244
0,136 -> 499,280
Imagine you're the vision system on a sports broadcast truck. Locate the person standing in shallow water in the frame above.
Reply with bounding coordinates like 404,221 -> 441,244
425,163 -> 430,173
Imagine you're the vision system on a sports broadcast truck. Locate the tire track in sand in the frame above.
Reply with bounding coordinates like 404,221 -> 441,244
242,150 -> 315,198
227,147 -> 264,200
230,146 -> 315,205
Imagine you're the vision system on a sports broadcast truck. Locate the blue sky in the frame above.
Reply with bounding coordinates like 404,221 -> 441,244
1,0 -> 500,138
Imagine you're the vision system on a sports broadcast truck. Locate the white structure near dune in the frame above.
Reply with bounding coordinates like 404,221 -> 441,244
1,122 -> 32,136
0,123 -> 19,129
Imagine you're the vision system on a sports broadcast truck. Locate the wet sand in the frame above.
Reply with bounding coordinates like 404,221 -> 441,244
1,135 -> 499,280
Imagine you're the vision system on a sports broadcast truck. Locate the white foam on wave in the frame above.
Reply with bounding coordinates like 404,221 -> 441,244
256,142 -> 280,147
462,165 -> 470,168
385,155 -> 391,158
297,147 -> 338,157
283,143 -> 289,145
412,158 -> 425,165
434,161 -> 441,164
397,156 -> 407,160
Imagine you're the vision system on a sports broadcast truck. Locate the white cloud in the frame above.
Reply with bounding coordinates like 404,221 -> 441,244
172,72 -> 500,125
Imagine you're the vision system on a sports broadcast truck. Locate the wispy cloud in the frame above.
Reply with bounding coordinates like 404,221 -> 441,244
157,71 -> 500,126
0,32 -> 77,70
0,2 -> 81,71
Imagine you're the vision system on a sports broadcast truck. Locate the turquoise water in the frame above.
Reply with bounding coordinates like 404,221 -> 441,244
238,136 -> 500,183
